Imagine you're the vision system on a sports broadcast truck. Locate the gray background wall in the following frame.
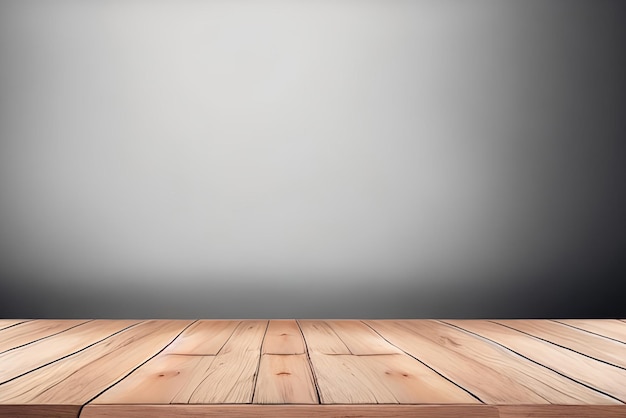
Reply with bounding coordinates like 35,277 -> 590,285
1,0 -> 625,318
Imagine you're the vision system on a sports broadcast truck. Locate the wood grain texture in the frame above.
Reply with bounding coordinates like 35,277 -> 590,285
297,320 -> 350,354
556,319 -> 626,343
253,354 -> 317,404
446,319 -> 626,402
93,320 -> 239,404
162,320 -> 239,355
0,320 -> 191,405
262,320 -> 305,355
494,319 -> 626,369
326,320 -> 402,355
1,319 -> 626,417
0,319 -> 89,353
367,320 -> 617,404
0,319 -> 139,384
81,404 -> 499,418
93,354 -> 214,404
310,352 -> 479,404
177,320 -> 268,404
0,320 -> 30,331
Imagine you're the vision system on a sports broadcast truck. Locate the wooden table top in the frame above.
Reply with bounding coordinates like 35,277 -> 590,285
0,319 -> 625,417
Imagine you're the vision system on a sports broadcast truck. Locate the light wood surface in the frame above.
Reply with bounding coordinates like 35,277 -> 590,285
180,320 -> 268,404
0,320 -> 191,404
262,320 -> 305,355
297,320 -> 351,354
0,320 -> 140,384
493,319 -> 626,369
367,320 -> 616,405
254,354 -> 317,404
161,320 -> 239,355
326,320 -> 403,355
0,319 -> 30,331
0,319 -> 625,417
445,320 -> 626,402
310,352 -> 479,404
556,319 -> 626,343
0,319 -> 89,353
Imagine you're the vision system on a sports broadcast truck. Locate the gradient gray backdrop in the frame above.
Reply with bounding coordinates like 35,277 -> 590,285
1,0 -> 625,318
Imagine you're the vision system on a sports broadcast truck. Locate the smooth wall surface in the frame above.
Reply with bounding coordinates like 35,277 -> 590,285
1,0 -> 625,318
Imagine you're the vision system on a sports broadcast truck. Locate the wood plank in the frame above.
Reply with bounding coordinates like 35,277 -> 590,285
93,354 -> 214,404
0,320 -> 30,331
0,320 -> 192,406
173,320 -> 268,404
0,319 -> 89,353
494,320 -> 626,369
445,320 -> 626,402
367,320 -> 617,404
253,354 -> 317,404
162,320 -> 239,355
297,320 -> 350,355
326,320 -> 402,355
93,320 -> 239,404
557,319 -> 626,343
262,320 -> 305,355
309,352 -> 479,404
81,404 -> 499,418
0,319 -> 139,383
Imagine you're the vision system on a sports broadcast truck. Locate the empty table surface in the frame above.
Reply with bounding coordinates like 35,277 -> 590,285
1,319 -> 625,417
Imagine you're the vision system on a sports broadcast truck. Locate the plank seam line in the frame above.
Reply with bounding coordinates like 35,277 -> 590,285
170,321 -> 240,403
360,321 -> 485,404
491,321 -> 626,371
186,320 -> 244,402
296,319 -> 322,404
441,320 -> 626,405
552,320 -> 626,345
325,321 -> 355,355
0,319 -> 95,355
76,319 -> 199,418
250,320 -> 270,404
0,321 -> 143,387
0,320 -> 32,332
